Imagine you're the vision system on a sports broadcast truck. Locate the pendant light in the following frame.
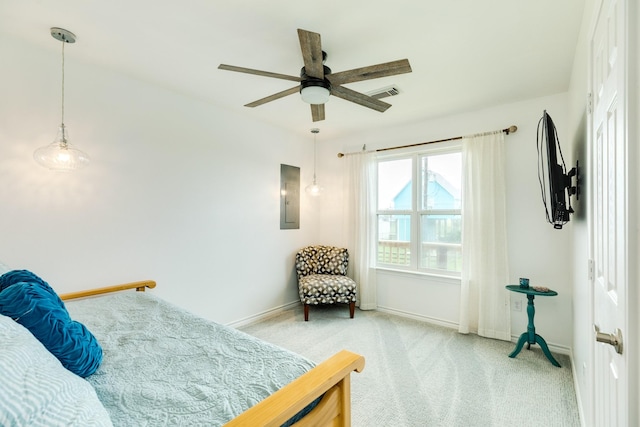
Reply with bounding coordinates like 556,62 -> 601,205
305,128 -> 323,196
34,28 -> 90,171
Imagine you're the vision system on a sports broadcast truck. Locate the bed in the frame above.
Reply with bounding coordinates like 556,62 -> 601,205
0,276 -> 364,427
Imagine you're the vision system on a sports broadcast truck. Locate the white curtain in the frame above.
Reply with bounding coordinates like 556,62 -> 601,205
344,151 -> 378,310
458,131 -> 511,340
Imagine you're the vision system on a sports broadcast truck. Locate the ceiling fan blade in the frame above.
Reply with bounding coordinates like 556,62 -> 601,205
327,59 -> 412,85
218,64 -> 301,82
331,85 -> 392,112
244,86 -> 300,107
297,29 -> 324,79
310,104 -> 325,122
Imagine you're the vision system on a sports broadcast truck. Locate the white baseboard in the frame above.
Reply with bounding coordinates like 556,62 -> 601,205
376,305 -> 459,329
226,301 -> 300,328
569,348 -> 587,427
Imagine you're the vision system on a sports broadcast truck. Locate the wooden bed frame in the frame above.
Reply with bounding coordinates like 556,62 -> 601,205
60,280 -> 365,427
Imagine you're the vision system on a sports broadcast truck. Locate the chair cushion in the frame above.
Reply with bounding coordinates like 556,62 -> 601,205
299,274 -> 357,305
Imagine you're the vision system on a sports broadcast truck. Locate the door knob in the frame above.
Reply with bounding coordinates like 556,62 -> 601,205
594,325 -> 623,355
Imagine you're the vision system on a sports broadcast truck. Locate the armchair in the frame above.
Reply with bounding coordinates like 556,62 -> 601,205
295,245 -> 357,321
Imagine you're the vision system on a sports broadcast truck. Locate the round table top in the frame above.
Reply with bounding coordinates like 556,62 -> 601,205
505,284 -> 557,296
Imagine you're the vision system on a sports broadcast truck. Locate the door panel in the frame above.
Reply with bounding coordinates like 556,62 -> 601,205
590,0 -> 628,425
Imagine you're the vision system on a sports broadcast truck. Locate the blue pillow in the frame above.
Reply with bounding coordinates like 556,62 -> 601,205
0,269 -> 63,303
0,282 -> 102,378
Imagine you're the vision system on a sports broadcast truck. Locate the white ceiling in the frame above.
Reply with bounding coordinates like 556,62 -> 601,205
0,0 -> 585,139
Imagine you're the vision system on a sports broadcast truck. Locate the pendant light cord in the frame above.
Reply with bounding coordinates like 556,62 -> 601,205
313,131 -> 317,183
311,128 -> 319,184
305,128 -> 322,195
61,40 -> 65,125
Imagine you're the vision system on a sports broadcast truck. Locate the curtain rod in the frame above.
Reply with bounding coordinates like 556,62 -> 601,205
336,125 -> 517,158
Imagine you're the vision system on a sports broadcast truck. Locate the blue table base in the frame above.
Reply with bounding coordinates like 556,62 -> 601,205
508,292 -> 561,367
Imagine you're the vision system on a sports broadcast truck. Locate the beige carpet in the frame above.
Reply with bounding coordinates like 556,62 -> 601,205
239,304 -> 581,427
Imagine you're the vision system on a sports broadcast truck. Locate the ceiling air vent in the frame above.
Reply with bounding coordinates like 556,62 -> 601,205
367,85 -> 400,99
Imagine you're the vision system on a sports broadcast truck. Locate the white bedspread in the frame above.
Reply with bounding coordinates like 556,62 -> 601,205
66,292 -> 315,426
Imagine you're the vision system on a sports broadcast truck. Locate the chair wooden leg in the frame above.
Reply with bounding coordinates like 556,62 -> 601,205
304,304 -> 309,321
349,301 -> 355,319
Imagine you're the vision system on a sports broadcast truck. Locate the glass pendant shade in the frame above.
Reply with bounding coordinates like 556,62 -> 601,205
34,124 -> 90,171
305,176 -> 324,196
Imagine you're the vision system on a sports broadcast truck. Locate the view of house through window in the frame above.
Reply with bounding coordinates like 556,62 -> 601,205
377,148 -> 462,274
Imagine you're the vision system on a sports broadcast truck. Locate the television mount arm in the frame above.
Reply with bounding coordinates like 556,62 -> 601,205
566,160 -> 580,201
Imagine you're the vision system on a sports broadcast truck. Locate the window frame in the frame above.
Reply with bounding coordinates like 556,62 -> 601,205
375,141 -> 462,277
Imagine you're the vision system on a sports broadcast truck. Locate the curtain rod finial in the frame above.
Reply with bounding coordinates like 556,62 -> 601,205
506,125 -> 517,135
337,152 -> 345,158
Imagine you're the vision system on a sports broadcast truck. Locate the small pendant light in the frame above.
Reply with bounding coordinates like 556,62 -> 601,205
34,28 -> 90,171
305,128 -> 323,196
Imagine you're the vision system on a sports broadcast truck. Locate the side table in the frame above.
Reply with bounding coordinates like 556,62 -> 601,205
505,285 -> 560,367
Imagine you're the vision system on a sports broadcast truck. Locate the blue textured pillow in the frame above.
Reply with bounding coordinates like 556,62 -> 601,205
0,269 -> 63,302
0,282 -> 102,378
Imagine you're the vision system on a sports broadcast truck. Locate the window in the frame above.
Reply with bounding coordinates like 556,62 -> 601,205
376,146 -> 462,275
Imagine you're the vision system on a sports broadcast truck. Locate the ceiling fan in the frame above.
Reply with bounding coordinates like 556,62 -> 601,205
218,29 -> 412,122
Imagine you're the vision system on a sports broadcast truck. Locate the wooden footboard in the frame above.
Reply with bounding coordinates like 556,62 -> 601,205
59,280 -> 365,426
225,349 -> 365,427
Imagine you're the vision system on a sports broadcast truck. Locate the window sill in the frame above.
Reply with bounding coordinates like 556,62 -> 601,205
375,267 -> 461,283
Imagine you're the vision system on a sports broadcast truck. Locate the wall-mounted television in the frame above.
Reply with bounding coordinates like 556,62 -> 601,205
537,110 -> 579,229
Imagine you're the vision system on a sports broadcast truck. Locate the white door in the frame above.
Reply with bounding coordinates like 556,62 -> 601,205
590,0 -> 629,425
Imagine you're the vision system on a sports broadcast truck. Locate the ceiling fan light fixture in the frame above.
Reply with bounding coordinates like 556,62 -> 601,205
300,80 -> 331,104
219,29 -> 412,121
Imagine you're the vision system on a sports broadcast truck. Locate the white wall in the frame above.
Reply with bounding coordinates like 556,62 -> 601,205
566,0 -> 596,422
318,92 -> 575,350
0,35 -> 319,325
636,2 -> 640,421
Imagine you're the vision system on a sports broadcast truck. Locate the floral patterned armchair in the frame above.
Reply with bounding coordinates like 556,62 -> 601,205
295,245 -> 357,321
